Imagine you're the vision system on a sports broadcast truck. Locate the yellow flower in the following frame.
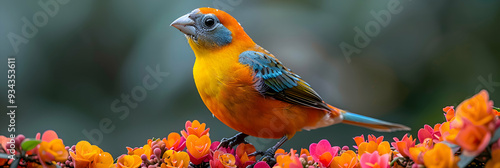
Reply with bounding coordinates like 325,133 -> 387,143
162,150 -> 190,168
115,155 -> 142,168
439,121 -> 459,144
69,140 -> 113,168
38,139 -> 68,163
422,143 -> 459,168
358,141 -> 391,157
94,152 -> 114,168
409,146 -> 427,165
485,149 -> 500,168
70,141 -> 103,168
127,144 -> 152,160
331,150 -> 358,168
219,153 -> 237,168
455,90 -> 495,126
186,134 -> 211,165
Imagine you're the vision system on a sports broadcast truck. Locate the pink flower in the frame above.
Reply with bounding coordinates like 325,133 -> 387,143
309,139 -> 340,168
209,141 -> 235,161
210,141 -> 235,154
359,151 -> 389,168
36,130 -> 59,142
254,161 -> 271,168
417,124 -> 441,143
391,134 -> 415,158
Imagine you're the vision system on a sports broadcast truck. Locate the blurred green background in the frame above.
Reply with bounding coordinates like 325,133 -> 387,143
1,0 -> 499,157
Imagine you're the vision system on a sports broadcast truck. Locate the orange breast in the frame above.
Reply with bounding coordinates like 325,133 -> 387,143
194,60 -> 327,139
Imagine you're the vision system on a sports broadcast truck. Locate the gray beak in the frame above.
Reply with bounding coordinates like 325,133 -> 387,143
170,13 -> 196,36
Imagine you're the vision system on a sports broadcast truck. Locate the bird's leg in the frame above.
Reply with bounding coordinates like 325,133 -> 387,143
218,132 -> 249,149
248,136 -> 288,168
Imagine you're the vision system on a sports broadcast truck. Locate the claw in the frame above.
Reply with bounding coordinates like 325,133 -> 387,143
248,136 -> 289,168
217,132 -> 249,149
248,150 -> 265,156
247,149 -> 276,168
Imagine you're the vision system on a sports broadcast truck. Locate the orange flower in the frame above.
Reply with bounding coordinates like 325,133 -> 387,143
422,143 -> 459,168
300,148 -> 310,156
485,148 -> 500,168
163,132 -> 186,151
94,152 -> 114,168
126,144 -> 152,160
443,106 -> 455,121
181,120 -> 210,139
391,134 -> 415,158
455,90 -> 495,126
236,143 -> 256,167
115,155 -> 142,168
186,134 -> 211,164
354,135 -> 383,148
70,141 -> 103,168
162,150 -> 190,168
275,148 -> 297,156
358,141 -> 391,157
299,148 -> 314,163
219,153 -> 237,168
408,146 -> 427,165
455,121 -> 491,156
37,139 -> 68,167
439,121 -> 459,144
275,149 -> 302,168
331,150 -> 358,168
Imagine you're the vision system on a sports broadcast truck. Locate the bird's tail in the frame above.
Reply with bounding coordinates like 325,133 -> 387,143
340,110 -> 411,132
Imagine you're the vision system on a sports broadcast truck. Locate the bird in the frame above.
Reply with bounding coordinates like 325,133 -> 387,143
171,7 -> 410,163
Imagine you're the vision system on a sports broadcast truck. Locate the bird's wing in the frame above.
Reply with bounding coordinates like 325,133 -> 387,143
239,50 -> 331,111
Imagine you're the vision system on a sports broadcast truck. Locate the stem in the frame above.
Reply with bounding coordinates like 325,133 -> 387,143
390,157 -> 405,166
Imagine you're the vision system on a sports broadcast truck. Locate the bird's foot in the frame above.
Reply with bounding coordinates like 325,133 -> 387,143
247,148 -> 277,168
218,132 -> 249,149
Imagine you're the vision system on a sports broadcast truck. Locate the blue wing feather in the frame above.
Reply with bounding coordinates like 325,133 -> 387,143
239,50 -> 330,110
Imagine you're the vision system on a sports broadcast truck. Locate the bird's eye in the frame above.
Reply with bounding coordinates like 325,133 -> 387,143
204,18 -> 215,28
201,15 -> 218,30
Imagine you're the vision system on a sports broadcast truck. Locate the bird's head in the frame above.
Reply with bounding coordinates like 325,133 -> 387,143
171,8 -> 254,54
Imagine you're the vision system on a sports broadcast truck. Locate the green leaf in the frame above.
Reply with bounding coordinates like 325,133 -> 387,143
21,140 -> 41,151
493,106 -> 500,112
